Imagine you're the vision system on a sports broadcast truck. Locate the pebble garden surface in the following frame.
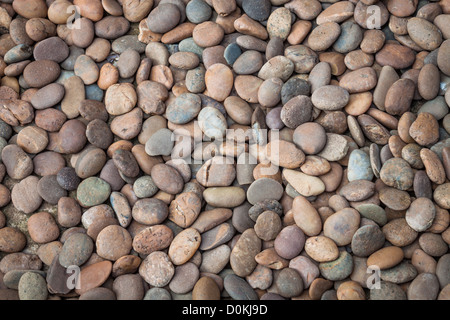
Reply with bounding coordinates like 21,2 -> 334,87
0,0 -> 449,302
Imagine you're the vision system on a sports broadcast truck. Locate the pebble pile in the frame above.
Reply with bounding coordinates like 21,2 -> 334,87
0,0 -> 449,301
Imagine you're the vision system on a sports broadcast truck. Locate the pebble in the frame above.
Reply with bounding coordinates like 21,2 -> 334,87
367,246 -> 404,270
319,251 -> 354,281
409,112 -> 440,146
347,149 -> 373,181
351,224 -> 386,257
58,233 -> 93,268
11,175 -> 42,214
186,0 -> 212,24
380,158 -> 414,191
27,211 -> 60,244
75,261 -> 112,295
139,251 -> 174,287
280,95 -> 313,129
292,195 -> 322,236
407,273 -> 440,300
18,272 -> 48,300
224,274 -> 258,300
76,174 -> 109,206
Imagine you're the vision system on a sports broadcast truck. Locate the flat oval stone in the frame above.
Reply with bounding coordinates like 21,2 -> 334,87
339,179 -> 375,202
75,261 -> 112,296
370,281 -> 406,300
351,225 -> 385,257
147,3 -> 180,34
139,251 -> 175,287
75,147 -> 107,179
246,178 -> 284,205
280,95 -> 313,129
379,260 -> 418,285
30,83 -> 65,109
96,225 -> 132,261
132,198 -> 168,226
58,233 -> 93,268
406,197 -> 436,232
27,211 -> 60,244
151,163 -> 184,195
323,208 -> 361,246
382,218 -> 418,247
18,272 -> 47,301
224,274 -> 258,300
105,83 -> 137,116
197,106 -> 227,139
292,195 -> 322,236
304,236 -> 339,263
357,204 -> 387,226
375,43 -> 415,70
258,56 -> 294,82
434,183 -> 450,209
319,251 -> 354,281
168,228 -> 201,265
132,225 -> 173,255
169,262 -> 199,295
112,149 -> 139,178
267,7 -> 292,40
33,36 -> 69,63
230,228 -> 261,277
407,273 -> 440,300
347,149 -> 374,181
274,225 -> 305,260
367,246 -> 404,270
204,63 -> 234,102
311,85 -> 349,111
186,0 -> 212,24
203,187 -> 246,208
76,177 -> 111,207
145,128 -> 174,157
199,222 -> 235,251
380,158 -> 414,190
308,22 -> 341,52
166,93 -> 201,124
407,17 -> 442,51
192,276 -> 220,300
11,175 -> 42,214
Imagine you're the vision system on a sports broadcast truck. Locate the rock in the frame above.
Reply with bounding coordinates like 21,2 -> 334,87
407,273 -> 440,300
0,227 -> 26,253
351,225 -> 385,257
367,246 -> 404,270
139,251 -> 175,287
224,274 -> 258,300
304,236 -> 339,263
18,272 -> 48,300
230,228 -> 261,277
96,225 -> 132,261
168,228 -> 201,265
77,177 -> 111,207
58,233 -> 93,268
292,195 -> 322,236
319,251 -> 354,281
27,211 -> 60,244
380,158 -> 414,191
